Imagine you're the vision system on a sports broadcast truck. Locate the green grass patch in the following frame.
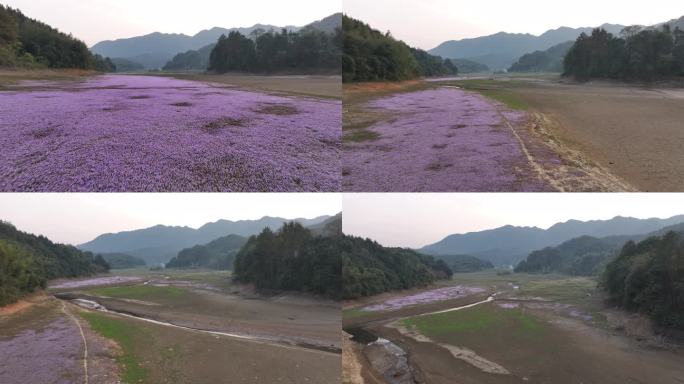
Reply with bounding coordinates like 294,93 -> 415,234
519,277 -> 598,305
443,79 -> 529,110
343,308 -> 375,319
402,304 -> 544,337
80,311 -> 149,383
478,89 -> 528,110
88,284 -> 187,300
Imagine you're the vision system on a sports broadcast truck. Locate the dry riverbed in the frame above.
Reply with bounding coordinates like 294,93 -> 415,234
2,272 -> 341,383
343,273 -> 684,383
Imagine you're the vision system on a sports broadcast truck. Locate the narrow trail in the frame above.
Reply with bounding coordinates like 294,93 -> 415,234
61,301 -> 88,384
497,109 -> 565,192
418,293 -> 498,317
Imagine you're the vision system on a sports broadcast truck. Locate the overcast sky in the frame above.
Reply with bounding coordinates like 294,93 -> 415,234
0,193 -> 341,245
345,0 -> 684,49
343,194 -> 684,248
3,0 -> 341,46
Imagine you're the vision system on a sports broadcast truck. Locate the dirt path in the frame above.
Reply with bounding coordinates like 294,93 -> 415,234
61,301 -> 89,384
513,81 -> 684,191
343,86 -> 630,192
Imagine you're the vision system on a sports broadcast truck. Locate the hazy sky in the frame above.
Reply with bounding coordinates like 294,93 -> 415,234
343,194 -> 684,248
3,0 -> 341,46
345,0 -> 684,49
0,193 -> 341,245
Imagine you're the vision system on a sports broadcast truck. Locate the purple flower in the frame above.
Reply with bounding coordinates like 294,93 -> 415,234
342,88 -> 555,192
0,75 -> 341,192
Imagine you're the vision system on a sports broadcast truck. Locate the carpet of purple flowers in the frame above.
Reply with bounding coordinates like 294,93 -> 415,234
0,75 -> 340,192
342,87 -> 554,192
362,286 -> 487,312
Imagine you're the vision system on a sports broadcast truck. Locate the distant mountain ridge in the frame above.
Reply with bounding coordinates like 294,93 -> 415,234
515,221 -> 684,276
78,216 -> 332,265
419,215 -> 684,266
92,13 -> 342,69
429,23 -> 627,70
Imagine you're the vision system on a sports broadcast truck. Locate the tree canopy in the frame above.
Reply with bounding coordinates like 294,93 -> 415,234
602,232 -> 684,330
207,27 -> 341,74
342,15 -> 456,82
233,222 -> 342,299
564,26 -> 684,81
0,221 -> 109,306
0,5 -> 115,71
342,237 -> 452,299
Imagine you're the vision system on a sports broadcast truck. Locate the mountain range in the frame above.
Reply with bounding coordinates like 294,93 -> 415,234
419,215 -> 684,266
91,13 -> 341,69
429,24 -> 625,71
78,215 -> 333,265
429,15 -> 684,71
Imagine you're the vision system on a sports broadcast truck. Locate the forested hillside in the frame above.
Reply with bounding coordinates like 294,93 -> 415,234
0,5 -> 114,70
100,253 -> 146,269
0,221 -> 109,306
233,222 -> 342,299
515,236 -> 620,275
452,58 -> 489,73
343,237 -> 452,299
111,57 -> 144,72
163,43 -> 214,71
564,26 -> 684,81
342,15 -> 457,82
602,232 -> 684,330
166,234 -> 247,269
509,41 -> 573,72
208,27 -> 341,73
437,254 -> 494,273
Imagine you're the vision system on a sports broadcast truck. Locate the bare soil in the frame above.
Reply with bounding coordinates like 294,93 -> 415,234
510,80 -> 684,191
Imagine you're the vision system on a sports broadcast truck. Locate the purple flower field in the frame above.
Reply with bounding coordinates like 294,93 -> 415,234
343,87 -> 556,192
0,75 -> 340,192
0,317 -> 83,384
48,275 -> 143,289
362,286 -> 486,312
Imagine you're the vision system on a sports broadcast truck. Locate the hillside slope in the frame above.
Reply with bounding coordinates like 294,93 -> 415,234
0,221 -> 108,305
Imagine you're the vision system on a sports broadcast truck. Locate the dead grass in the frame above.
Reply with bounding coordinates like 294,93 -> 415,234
426,162 -> 453,171
170,101 -> 193,107
202,117 -> 250,132
254,103 -> 300,116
